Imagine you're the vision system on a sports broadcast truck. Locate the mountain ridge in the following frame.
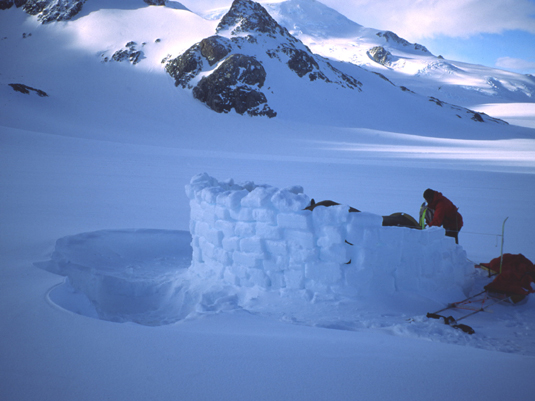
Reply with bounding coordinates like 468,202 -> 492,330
259,0 -> 535,104
3,0 -> 533,105
1,0 -> 533,133
164,0 -> 508,124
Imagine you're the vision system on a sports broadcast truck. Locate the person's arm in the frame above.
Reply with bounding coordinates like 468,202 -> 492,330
429,202 -> 445,227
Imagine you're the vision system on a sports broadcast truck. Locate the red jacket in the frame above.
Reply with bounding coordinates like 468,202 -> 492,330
428,192 -> 463,231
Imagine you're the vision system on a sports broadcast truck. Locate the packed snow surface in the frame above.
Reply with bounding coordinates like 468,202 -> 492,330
1,1 -> 535,400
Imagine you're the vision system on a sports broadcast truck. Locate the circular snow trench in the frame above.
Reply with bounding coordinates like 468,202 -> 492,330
39,229 -> 195,326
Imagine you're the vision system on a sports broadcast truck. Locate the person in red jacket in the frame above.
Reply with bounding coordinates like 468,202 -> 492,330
423,189 -> 463,244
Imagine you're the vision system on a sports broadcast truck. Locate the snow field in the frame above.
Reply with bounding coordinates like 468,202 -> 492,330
186,173 -> 473,302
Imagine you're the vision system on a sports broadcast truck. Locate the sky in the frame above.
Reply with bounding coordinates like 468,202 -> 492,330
180,0 -> 535,75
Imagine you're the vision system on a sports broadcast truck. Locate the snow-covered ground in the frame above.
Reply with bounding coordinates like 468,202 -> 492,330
1,2 -> 535,400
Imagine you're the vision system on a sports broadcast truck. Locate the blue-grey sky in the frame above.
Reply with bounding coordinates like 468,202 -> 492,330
321,0 -> 535,74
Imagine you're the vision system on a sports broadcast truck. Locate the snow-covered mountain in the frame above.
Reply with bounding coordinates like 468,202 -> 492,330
198,0 -> 535,106
160,0 -> 515,123
5,0 -> 535,108
164,0 -> 363,117
2,0 -> 524,129
261,0 -> 535,105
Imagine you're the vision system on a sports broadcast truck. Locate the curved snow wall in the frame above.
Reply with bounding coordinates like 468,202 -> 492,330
186,173 -> 472,297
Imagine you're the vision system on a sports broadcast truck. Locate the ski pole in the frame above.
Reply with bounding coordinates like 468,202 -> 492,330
499,217 -> 508,275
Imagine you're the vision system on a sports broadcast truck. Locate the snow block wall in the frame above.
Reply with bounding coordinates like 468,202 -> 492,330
186,173 -> 473,297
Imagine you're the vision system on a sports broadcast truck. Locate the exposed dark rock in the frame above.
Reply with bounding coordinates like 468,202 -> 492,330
429,96 -> 508,124
22,0 -> 46,14
0,0 -> 27,9
166,35 -> 233,87
282,47 -> 318,78
23,0 -> 86,23
9,83 -> 48,97
400,86 -> 415,93
105,41 -> 145,65
111,49 -> 143,64
372,71 -> 394,85
143,0 -> 166,5
231,35 -> 257,48
165,43 -> 203,88
165,0 -> 361,116
338,72 -> 362,91
192,54 -> 275,117
429,97 -> 444,106
470,112 -> 484,122
367,46 -> 392,66
199,35 -> 232,66
376,31 -> 430,53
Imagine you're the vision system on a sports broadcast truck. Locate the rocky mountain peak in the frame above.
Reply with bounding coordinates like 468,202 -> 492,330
165,0 -> 362,118
216,0 -> 289,38
376,31 -> 430,54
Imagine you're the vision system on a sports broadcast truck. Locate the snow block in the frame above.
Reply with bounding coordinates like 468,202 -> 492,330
186,173 -> 473,299
255,222 -> 281,240
277,212 -> 311,230
240,236 -> 264,254
264,240 -> 288,256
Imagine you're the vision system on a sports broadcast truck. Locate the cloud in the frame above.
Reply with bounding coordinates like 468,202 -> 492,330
496,57 -> 535,72
321,0 -> 535,40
